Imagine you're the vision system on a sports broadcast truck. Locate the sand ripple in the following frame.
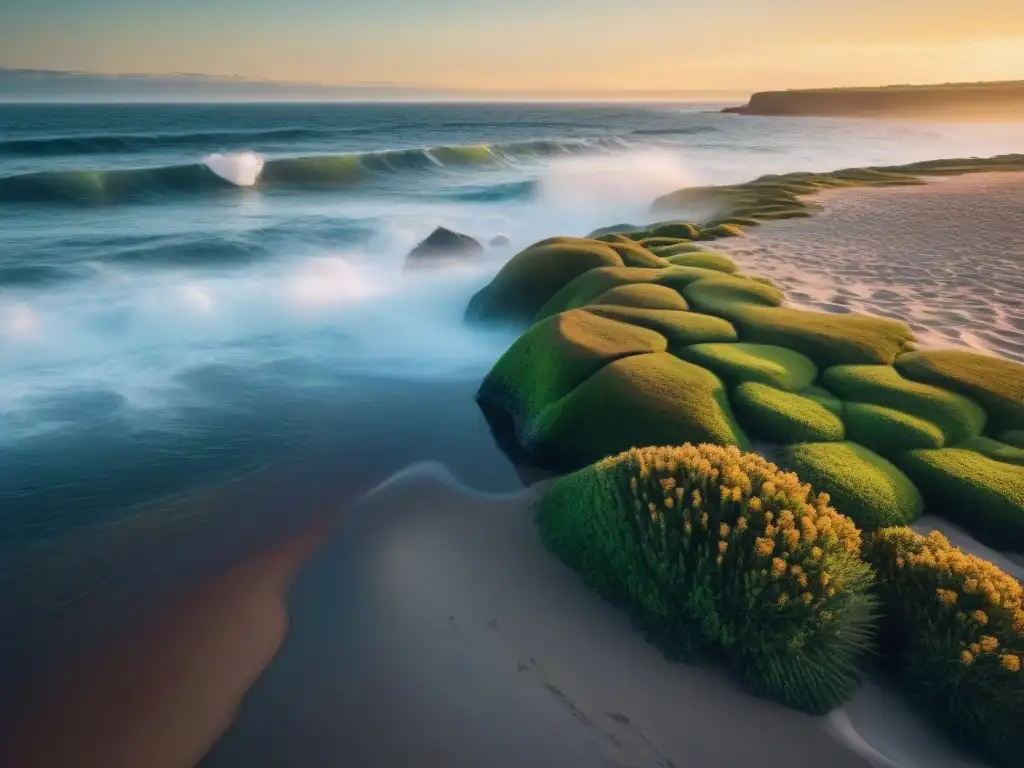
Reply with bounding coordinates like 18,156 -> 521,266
718,172 -> 1024,363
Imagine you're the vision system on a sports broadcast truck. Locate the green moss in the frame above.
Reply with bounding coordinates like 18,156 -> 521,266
530,353 -> 750,465
537,444 -> 876,714
895,349 -> 1024,431
649,221 -> 702,239
593,232 -> 636,244
587,223 -> 641,238
801,385 -> 844,417
823,365 -> 986,444
479,309 -> 667,434
650,242 -> 708,257
720,306 -> 913,367
587,306 -> 738,348
683,275 -> 786,316
636,236 -> 689,248
679,342 -> 818,391
697,223 -> 745,239
536,265 -> 725,321
843,402 -> 946,457
956,437 -> 1024,467
466,238 -> 623,323
898,448 -> 1024,553
664,251 -> 738,273
732,383 -> 846,444
780,442 -> 923,530
1001,430 -> 1024,449
589,283 -> 688,311
604,239 -> 669,269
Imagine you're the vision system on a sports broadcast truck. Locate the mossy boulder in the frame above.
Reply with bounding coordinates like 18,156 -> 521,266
586,306 -> 738,349
527,353 -> 750,466
895,349 -> 1024,431
589,283 -> 688,311
537,265 -> 725,320
780,442 -> 923,530
680,342 -> 818,392
650,242 -> 709,257
604,239 -> 668,269
587,223 -> 640,239
404,226 -> 483,268
801,385 -> 844,417
683,275 -> 786,316
466,238 -> 623,323
649,221 -> 702,240
843,402 -> 946,457
537,444 -> 876,714
823,365 -> 986,444
636,236 -> 689,249
698,223 -> 745,239
898,449 -> 1024,550
732,383 -> 846,444
664,251 -> 738,273
956,437 -> 1024,467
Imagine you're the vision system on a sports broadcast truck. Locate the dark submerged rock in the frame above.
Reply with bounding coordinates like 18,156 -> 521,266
405,227 -> 483,268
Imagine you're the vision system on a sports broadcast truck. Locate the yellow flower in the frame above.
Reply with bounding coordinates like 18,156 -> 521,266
980,636 -> 999,653
969,643 -> 981,655
973,610 -> 989,625
660,477 -> 676,492
777,592 -> 789,606
748,497 -> 762,513
820,572 -> 831,588
771,557 -> 787,579
810,546 -> 823,562
664,496 -> 674,509
797,573 -> 808,588
801,592 -> 813,604
719,522 -> 730,538
936,589 -> 958,605
1001,654 -> 1021,672
960,650 -> 975,666
684,521 -> 693,534
630,477 -> 638,493
648,502 -> 657,515
736,516 -> 748,532
716,554 -> 724,567
820,611 -> 833,622
692,490 -> 702,507
896,557 -> 904,569
718,541 -> 728,555
963,578 -> 978,594
784,528 -> 801,551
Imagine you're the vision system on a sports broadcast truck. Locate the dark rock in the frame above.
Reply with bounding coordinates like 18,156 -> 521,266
489,234 -> 511,248
405,227 -> 483,269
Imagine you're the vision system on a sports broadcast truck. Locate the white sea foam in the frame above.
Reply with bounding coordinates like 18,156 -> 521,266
203,151 -> 265,187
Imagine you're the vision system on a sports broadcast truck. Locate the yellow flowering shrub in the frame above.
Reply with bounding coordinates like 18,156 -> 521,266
865,527 -> 1024,767
537,443 -> 876,714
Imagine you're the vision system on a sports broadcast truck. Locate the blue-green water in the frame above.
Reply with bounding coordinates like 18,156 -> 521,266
1,103 -> 1022,681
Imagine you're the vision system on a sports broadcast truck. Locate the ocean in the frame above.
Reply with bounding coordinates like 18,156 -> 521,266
2,102 -> 1023,686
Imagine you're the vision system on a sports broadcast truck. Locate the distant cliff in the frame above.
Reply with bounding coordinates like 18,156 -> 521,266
723,82 -> 1024,119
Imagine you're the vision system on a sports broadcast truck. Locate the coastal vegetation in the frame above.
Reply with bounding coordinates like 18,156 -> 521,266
467,154 -> 1024,765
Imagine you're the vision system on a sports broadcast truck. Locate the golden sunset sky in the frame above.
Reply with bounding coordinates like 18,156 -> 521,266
3,0 -> 1023,92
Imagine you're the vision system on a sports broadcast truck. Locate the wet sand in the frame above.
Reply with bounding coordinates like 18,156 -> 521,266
716,172 -> 1024,363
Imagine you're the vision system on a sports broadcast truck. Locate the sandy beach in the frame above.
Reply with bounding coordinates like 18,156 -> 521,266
8,463 -> 1005,768
716,172 -> 1024,363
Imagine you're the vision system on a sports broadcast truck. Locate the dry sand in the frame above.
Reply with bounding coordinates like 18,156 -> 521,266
716,172 -> 1024,363
6,465 -> 1010,768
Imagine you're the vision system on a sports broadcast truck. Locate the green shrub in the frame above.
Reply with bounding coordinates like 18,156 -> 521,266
589,283 -> 689,311
864,527 -> 1024,768
528,354 -> 750,465
466,238 -> 623,322
895,349 -> 1024,431
898,449 -> 1024,551
733,383 -> 846,444
537,444 -> 876,714
680,342 -> 818,392
823,365 -> 986,444
843,402 -> 946,457
780,442 -> 923,530
586,306 -> 738,348
664,251 -> 738,273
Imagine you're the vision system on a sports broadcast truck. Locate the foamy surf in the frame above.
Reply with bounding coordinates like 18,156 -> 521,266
203,151 -> 265,187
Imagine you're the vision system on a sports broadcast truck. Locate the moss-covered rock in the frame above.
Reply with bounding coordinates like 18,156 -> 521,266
864,527 -> 1024,768
956,437 -> 1024,467
801,385 -> 844,417
823,365 -> 986,444
528,353 -> 749,465
843,402 -> 946,457
732,383 -> 846,444
649,221 -> 702,240
466,238 -> 623,323
680,342 -> 818,391
537,265 -> 725,320
698,223 -> 745,239
683,275 -> 786,316
780,442 -> 923,530
604,239 -> 668,269
589,282 -> 689,311
587,306 -> 738,348
898,449 -> 1024,550
895,350 -> 1024,431
650,242 -> 709,257
537,444 -> 876,714
664,251 -> 738,273
636,236 -> 689,249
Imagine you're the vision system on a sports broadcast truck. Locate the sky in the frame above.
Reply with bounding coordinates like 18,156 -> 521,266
3,0 -> 1024,93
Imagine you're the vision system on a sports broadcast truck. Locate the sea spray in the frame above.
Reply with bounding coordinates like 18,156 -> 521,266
203,151 -> 265,187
